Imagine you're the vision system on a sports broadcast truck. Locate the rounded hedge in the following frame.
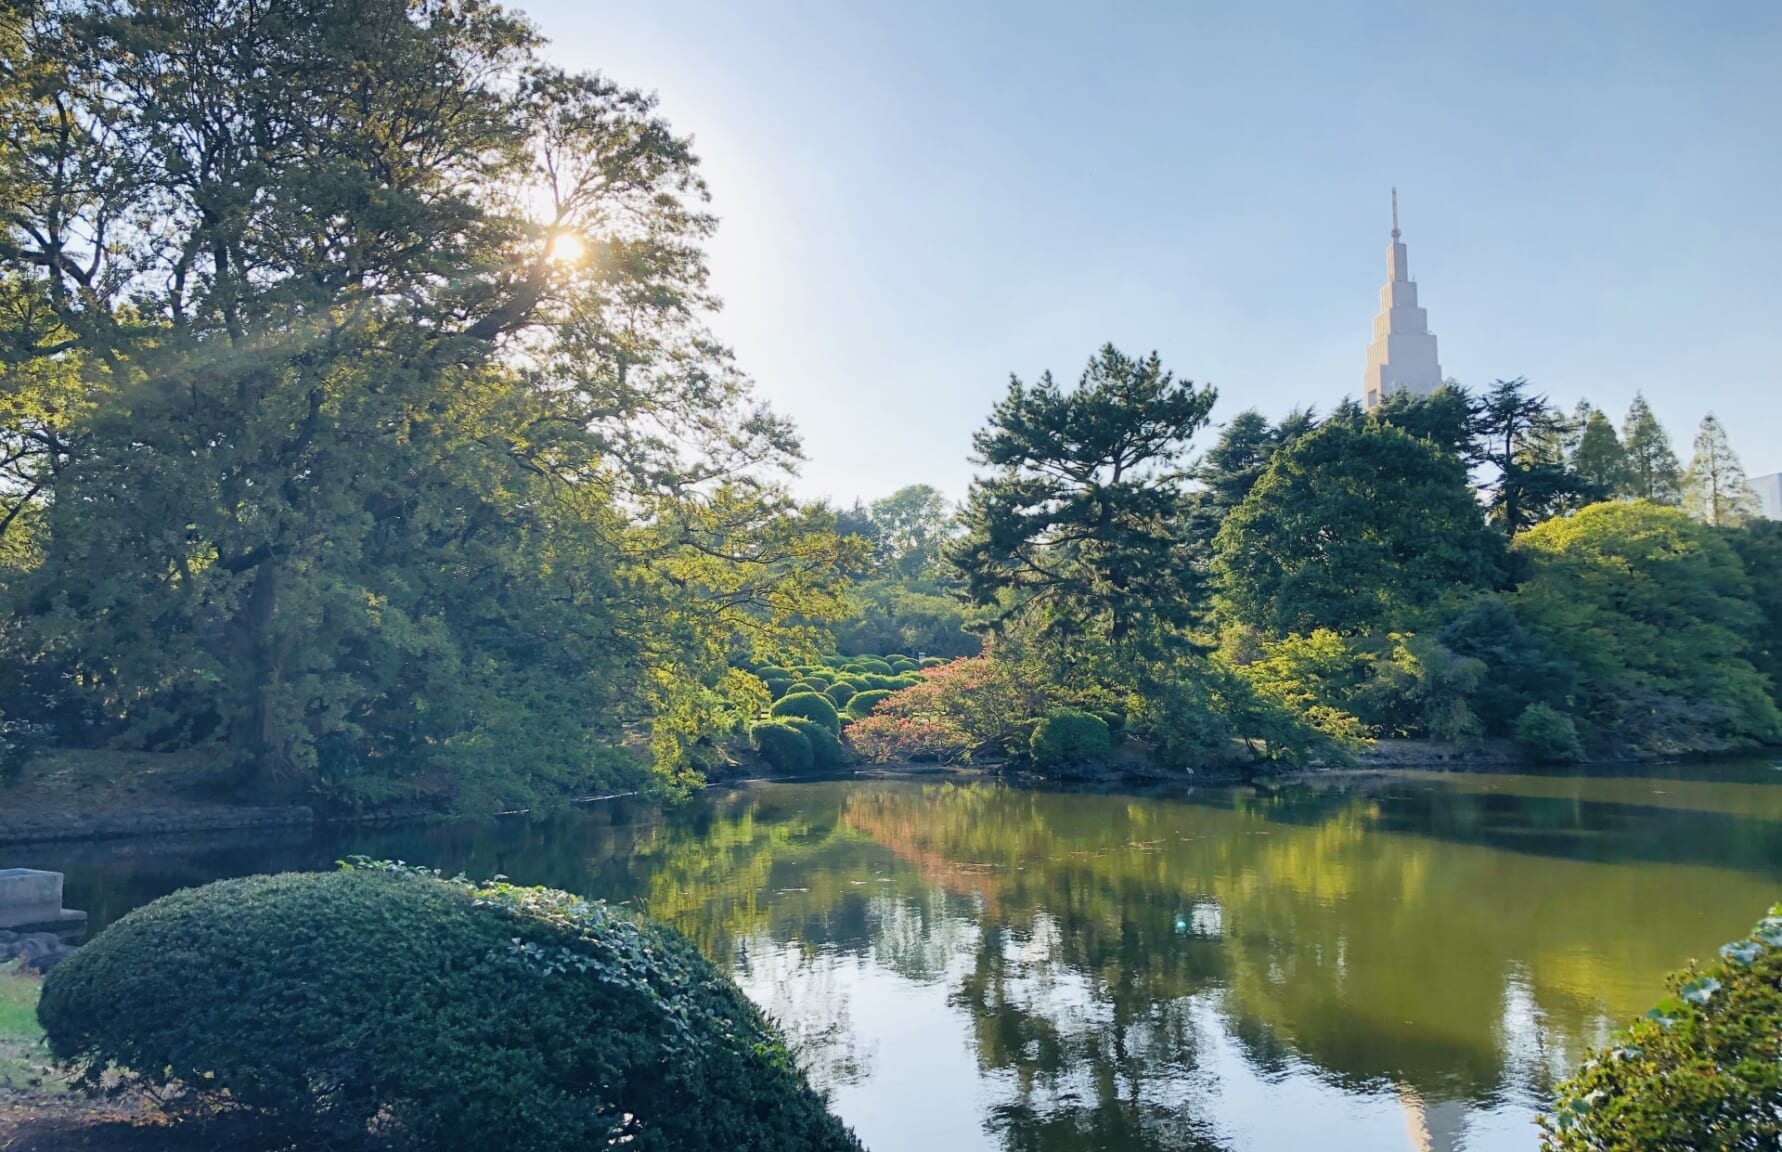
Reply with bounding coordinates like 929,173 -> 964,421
1541,905 -> 1782,1150
753,665 -> 792,681
751,721 -> 814,773
786,680 -> 826,697
39,868 -> 861,1152
770,691 -> 841,734
1515,702 -> 1584,764
781,717 -> 847,770
1030,710 -> 1112,770
825,681 -> 857,706
845,689 -> 893,719
853,658 -> 894,676
918,657 -> 946,669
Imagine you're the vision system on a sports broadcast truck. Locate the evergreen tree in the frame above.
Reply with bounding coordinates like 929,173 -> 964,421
1474,379 -> 1583,535
951,345 -> 1216,647
1620,393 -> 1683,504
1682,414 -> 1762,527
1371,382 -> 1477,462
1569,404 -> 1629,501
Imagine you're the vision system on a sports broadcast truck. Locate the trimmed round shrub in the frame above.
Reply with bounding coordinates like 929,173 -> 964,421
753,665 -> 792,681
919,657 -> 946,669
761,676 -> 795,700
826,681 -> 858,707
786,680 -> 826,696
770,691 -> 841,734
1540,905 -> 1782,1150
845,689 -> 893,719
781,717 -> 847,770
854,658 -> 894,676
751,721 -> 814,773
800,674 -> 831,691
1030,710 -> 1113,770
38,868 -> 862,1152
888,660 -> 918,674
1515,702 -> 1584,763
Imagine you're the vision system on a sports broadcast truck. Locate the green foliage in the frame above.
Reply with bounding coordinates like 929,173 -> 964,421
754,666 -> 793,681
852,658 -> 895,676
1474,378 -> 1585,535
919,657 -> 946,669
1514,703 -> 1584,763
1540,905 -> 1782,1151
1215,421 -> 1502,636
1370,383 -> 1477,461
769,692 -> 842,735
824,681 -> 857,706
1620,392 -> 1683,504
780,718 -> 847,770
833,577 -> 980,660
0,0 -> 857,808
1029,710 -> 1112,770
952,344 -> 1215,647
1437,596 -> 1580,736
1682,414 -> 1763,527
845,689 -> 893,719
1726,522 -> 1782,703
1515,502 -> 1782,752
750,722 -> 814,773
761,677 -> 795,701
786,680 -> 827,696
38,868 -> 861,1152
1570,405 -> 1629,501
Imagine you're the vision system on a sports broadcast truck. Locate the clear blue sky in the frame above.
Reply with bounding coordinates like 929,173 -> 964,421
527,0 -> 1782,504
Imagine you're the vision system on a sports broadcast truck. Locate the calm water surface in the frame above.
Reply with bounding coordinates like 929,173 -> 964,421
22,764 -> 1782,1152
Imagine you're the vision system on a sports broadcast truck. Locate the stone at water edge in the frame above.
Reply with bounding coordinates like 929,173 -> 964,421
0,868 -> 87,936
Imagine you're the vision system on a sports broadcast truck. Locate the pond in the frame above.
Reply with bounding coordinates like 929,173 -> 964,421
21,763 -> 1782,1152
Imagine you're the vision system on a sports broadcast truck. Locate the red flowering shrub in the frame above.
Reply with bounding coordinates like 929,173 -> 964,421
844,656 -> 1052,763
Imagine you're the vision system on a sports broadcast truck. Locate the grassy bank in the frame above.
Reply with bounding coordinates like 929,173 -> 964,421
0,959 -> 51,1093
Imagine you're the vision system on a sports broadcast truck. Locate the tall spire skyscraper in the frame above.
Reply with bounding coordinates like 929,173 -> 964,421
1362,189 -> 1442,409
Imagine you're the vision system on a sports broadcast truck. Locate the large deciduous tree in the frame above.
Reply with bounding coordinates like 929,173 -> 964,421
0,0 -> 852,804
1214,421 -> 1501,636
950,344 -> 1215,648
1514,502 -> 1782,750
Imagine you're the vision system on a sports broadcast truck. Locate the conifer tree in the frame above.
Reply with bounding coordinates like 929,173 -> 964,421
1570,405 -> 1629,502
1682,414 -> 1761,527
1620,393 -> 1683,504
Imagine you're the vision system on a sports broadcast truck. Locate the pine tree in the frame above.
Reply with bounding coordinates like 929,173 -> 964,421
1570,405 -> 1629,502
1682,414 -> 1761,527
1620,393 -> 1683,504
1474,378 -> 1582,535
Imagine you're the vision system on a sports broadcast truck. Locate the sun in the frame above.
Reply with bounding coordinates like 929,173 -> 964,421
547,231 -> 587,266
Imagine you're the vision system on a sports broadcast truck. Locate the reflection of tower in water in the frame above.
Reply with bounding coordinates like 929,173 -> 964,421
1398,1087 -> 1471,1152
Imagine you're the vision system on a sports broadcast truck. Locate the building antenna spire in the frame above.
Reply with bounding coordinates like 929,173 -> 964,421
1391,187 -> 1400,240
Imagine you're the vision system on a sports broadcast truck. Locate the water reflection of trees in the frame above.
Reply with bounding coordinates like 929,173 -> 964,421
607,778 -> 1780,1149
36,773 -> 1782,1152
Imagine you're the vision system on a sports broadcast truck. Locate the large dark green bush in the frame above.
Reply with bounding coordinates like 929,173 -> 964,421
845,689 -> 893,719
38,868 -> 861,1152
825,681 -> 857,707
753,665 -> 792,681
750,721 -> 814,773
786,680 -> 827,697
1540,906 -> 1782,1151
770,691 -> 841,734
781,717 -> 847,770
1029,710 -> 1112,770
1515,702 -> 1585,764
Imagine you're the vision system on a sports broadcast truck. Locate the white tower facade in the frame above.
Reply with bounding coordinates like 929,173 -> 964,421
1363,190 -> 1442,409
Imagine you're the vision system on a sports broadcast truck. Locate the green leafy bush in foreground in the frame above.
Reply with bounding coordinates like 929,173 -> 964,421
1515,702 -> 1585,764
1540,905 -> 1782,1151
1029,709 -> 1113,770
751,721 -> 814,773
845,689 -> 893,719
38,867 -> 861,1152
781,717 -> 848,770
771,691 -> 842,734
